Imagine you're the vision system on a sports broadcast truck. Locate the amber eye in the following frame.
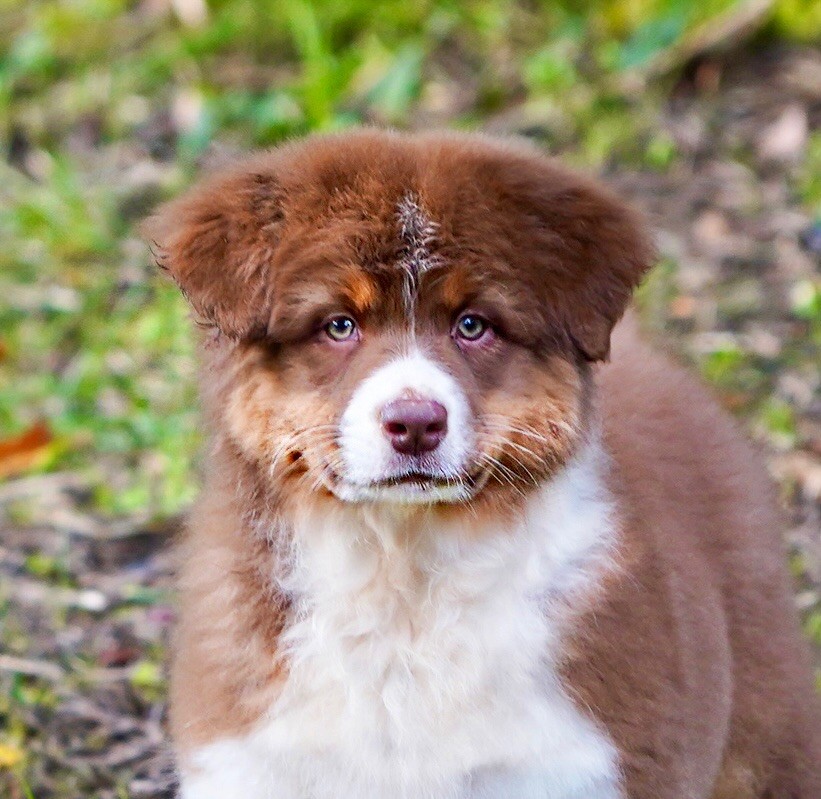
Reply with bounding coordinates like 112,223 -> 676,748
324,315 -> 357,341
455,314 -> 489,341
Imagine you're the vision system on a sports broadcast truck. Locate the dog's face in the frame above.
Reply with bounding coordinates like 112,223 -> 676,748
146,132 -> 651,509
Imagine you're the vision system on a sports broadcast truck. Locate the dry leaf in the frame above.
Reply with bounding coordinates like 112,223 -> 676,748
0,421 -> 54,479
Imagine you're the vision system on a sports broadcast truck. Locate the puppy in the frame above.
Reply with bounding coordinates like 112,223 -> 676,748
145,130 -> 820,799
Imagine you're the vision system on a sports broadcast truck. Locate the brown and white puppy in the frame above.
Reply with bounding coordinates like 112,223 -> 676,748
145,130 -> 820,799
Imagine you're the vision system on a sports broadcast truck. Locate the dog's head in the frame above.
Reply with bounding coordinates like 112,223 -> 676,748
145,131 -> 652,509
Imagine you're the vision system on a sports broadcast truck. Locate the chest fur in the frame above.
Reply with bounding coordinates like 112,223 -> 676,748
182,447 -> 623,799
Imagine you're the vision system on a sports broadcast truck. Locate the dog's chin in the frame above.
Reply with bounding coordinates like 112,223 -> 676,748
327,469 -> 487,505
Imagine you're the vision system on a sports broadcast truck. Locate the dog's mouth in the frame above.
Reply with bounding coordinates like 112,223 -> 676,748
321,463 -> 489,504
372,471 -> 461,489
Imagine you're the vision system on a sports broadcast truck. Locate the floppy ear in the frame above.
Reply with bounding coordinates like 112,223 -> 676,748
508,159 -> 655,361
142,165 -> 284,339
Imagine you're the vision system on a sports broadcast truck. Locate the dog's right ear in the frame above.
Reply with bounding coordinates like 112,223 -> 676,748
142,166 -> 284,339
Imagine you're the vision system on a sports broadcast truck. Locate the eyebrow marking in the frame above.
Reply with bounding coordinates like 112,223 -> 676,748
396,193 -> 440,320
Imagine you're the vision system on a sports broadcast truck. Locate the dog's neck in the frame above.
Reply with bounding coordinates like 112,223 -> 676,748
259,435 -> 617,620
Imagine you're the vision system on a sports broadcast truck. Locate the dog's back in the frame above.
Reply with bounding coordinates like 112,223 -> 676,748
562,320 -> 821,798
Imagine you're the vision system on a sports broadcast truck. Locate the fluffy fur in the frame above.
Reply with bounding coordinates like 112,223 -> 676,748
144,129 -> 820,798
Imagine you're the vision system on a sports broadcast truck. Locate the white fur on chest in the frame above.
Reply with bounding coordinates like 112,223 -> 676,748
181,444 -> 623,799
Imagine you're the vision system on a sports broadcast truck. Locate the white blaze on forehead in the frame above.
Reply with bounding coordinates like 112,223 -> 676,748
396,193 -> 440,318
336,352 -> 473,501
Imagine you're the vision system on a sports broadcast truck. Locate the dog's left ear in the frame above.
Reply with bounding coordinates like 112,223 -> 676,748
503,156 -> 656,362
142,164 -> 284,339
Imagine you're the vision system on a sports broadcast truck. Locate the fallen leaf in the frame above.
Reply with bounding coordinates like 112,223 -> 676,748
718,391 -> 751,412
669,295 -> 696,319
0,743 -> 24,769
0,421 -> 54,479
97,645 -> 141,668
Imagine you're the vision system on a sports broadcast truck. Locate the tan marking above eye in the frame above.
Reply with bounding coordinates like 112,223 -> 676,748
343,271 -> 378,313
439,269 -> 475,310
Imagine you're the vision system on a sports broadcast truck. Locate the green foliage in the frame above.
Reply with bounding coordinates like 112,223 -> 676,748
0,0 -> 817,519
772,0 -> 821,41
757,397 -> 798,448
129,660 -> 165,697
798,132 -> 821,216
0,152 -> 198,517
607,2 -> 689,71
24,552 -> 73,585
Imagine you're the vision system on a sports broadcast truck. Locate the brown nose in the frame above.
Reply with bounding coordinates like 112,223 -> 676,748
381,398 -> 448,456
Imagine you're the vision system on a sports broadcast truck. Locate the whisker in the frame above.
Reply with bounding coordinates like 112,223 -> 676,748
477,453 -> 527,498
483,415 -> 578,441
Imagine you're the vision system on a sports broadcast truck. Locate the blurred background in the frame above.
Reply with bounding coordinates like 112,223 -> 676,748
0,0 -> 819,796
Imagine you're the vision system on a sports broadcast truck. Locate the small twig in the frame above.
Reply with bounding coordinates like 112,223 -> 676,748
0,472 -> 85,504
0,654 -> 65,681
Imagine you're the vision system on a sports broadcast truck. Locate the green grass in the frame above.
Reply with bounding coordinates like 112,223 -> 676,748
0,0 -> 819,517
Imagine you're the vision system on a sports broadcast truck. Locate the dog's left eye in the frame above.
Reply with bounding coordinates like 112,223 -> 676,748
324,315 -> 358,342
454,314 -> 489,341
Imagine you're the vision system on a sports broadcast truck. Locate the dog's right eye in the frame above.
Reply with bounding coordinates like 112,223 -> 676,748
324,315 -> 358,342
454,313 -> 489,341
